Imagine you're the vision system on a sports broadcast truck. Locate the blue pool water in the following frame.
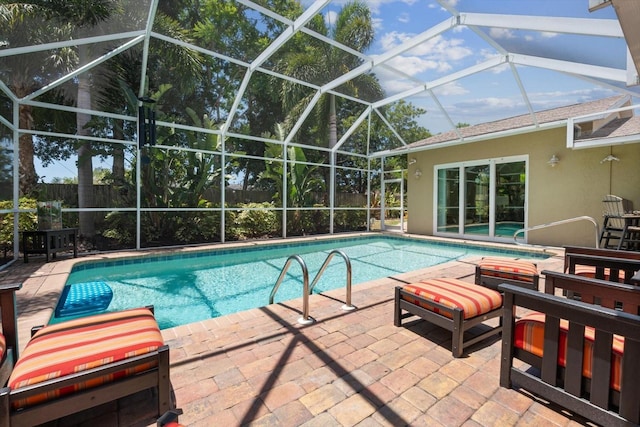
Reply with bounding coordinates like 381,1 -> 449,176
55,235 -> 548,329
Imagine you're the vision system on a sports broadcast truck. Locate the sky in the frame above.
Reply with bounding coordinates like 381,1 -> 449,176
318,0 -> 633,134
37,0 -> 636,181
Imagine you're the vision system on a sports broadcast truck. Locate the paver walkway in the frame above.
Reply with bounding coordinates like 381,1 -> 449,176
0,237 -> 598,426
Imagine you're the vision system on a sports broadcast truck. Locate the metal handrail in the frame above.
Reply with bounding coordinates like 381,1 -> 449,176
513,215 -> 600,248
309,249 -> 355,311
269,255 -> 313,324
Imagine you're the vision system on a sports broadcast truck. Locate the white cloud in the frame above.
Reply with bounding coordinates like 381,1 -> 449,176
380,32 -> 473,63
457,97 -> 521,110
540,32 -> 559,39
379,78 -> 422,95
489,28 -> 515,39
433,82 -> 468,96
437,0 -> 459,12
477,49 -> 509,74
372,17 -> 384,31
324,10 -> 338,27
398,13 -> 410,23
386,55 -> 451,74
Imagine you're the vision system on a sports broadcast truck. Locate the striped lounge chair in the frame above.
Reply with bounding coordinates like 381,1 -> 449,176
474,256 -> 539,291
0,285 -> 172,427
394,278 -> 503,357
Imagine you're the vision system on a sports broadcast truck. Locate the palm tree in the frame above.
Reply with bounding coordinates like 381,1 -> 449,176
278,1 -> 384,149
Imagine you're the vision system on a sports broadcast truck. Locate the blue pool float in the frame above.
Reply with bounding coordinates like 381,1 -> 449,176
55,281 -> 113,318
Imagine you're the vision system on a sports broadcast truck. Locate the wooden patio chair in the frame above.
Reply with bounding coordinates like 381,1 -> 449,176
0,284 -> 20,389
599,195 -> 631,249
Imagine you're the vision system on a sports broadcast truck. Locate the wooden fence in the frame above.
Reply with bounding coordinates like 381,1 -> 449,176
0,184 -> 368,208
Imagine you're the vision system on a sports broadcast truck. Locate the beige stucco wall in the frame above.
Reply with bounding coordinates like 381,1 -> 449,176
406,126 -> 640,247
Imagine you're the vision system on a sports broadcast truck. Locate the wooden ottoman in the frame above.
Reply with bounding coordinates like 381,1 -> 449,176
475,256 -> 539,291
394,278 -> 503,357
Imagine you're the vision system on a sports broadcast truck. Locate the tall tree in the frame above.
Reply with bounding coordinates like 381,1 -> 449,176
0,3 -> 72,195
5,0 -> 114,235
277,1 -> 384,149
191,0 -> 304,191
63,1 -> 112,237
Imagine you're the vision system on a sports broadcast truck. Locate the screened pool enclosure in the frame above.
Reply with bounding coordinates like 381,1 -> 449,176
1,0 -> 637,255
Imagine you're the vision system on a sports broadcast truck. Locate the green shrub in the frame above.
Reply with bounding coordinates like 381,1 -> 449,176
334,209 -> 367,231
0,198 -> 38,245
101,211 -> 137,247
235,202 -> 278,238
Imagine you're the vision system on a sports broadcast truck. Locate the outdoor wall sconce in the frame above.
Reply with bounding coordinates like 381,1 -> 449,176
547,154 -> 559,167
600,154 -> 620,164
414,168 -> 422,179
138,96 -> 157,149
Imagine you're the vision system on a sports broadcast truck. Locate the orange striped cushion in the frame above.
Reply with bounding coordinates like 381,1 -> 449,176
0,333 -> 5,360
8,307 -> 163,409
515,312 -> 624,391
478,257 -> 537,282
572,265 -> 622,281
401,278 -> 503,320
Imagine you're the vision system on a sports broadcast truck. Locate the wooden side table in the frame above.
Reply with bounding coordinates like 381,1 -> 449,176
22,228 -> 78,263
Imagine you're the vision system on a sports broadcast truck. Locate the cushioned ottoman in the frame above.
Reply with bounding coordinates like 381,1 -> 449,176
0,307 -> 171,426
475,256 -> 539,291
394,278 -> 503,357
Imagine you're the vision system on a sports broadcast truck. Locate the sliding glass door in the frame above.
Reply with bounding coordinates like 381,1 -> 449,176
464,165 -> 490,236
435,157 -> 527,241
494,161 -> 526,237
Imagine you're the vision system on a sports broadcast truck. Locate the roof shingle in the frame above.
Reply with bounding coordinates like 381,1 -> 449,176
405,95 -> 630,149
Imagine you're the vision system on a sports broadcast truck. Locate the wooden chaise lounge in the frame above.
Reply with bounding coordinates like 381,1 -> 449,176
500,270 -> 640,427
0,283 -> 172,427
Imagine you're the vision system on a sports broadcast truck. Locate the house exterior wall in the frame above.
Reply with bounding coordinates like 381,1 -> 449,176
407,126 -> 640,247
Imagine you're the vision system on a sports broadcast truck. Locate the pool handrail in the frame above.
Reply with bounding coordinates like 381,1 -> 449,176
269,254 -> 313,324
513,216 -> 600,248
309,249 -> 356,311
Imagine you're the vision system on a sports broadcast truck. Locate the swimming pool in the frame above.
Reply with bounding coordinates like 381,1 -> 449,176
55,235 -> 548,329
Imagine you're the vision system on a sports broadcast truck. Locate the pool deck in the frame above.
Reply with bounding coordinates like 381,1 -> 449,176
0,236 -> 598,426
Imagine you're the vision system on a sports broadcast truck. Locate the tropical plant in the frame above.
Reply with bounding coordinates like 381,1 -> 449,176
277,0 -> 384,149
260,124 -> 325,201
259,124 -> 325,234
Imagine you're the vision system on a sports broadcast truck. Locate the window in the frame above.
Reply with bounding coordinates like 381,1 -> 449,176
435,157 -> 527,241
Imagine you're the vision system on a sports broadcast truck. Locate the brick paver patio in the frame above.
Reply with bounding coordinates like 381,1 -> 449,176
0,237 -> 598,426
